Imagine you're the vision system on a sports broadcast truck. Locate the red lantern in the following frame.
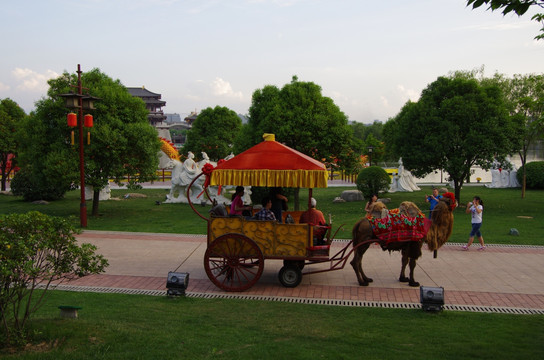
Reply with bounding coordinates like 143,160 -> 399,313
67,113 -> 77,127
84,114 -> 93,128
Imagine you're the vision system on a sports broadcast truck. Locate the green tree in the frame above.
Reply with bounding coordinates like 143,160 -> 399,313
0,211 -> 107,346
350,120 -> 388,164
0,99 -> 26,191
242,76 -> 355,209
356,166 -> 391,199
384,75 -> 513,203
15,68 -> 160,216
182,106 -> 242,161
466,0 -> 544,40
494,73 -> 544,198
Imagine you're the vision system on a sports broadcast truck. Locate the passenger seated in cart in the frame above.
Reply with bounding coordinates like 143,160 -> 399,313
252,196 -> 277,221
269,187 -> 288,223
299,197 -> 328,246
230,186 -> 253,217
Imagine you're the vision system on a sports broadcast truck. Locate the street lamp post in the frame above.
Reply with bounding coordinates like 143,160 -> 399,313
59,64 -> 99,227
367,146 -> 374,167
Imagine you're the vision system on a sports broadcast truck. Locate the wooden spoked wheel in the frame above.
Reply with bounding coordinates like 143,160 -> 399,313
204,233 -> 264,292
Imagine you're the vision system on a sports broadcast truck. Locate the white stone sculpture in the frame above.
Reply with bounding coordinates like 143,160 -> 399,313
509,165 -> 521,187
85,184 -> 111,201
500,169 -> 510,188
165,152 -> 247,205
389,174 -> 399,193
197,152 -> 215,169
164,153 -> 205,203
486,158 -> 520,188
487,167 -> 502,188
396,158 -> 421,192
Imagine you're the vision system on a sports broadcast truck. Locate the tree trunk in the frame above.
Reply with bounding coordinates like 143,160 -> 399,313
454,179 -> 462,206
522,167 -> 526,199
294,188 -> 300,211
0,161 -> 6,191
92,189 -> 100,216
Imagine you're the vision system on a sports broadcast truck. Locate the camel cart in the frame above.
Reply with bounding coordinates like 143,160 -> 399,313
187,134 -> 359,292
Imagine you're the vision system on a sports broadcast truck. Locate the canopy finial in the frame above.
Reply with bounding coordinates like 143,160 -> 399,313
263,133 -> 275,141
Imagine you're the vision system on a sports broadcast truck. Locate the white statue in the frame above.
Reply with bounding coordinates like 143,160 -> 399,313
197,152 -> 215,169
487,167 -> 501,188
486,158 -> 519,188
509,164 -> 521,187
165,153 -> 204,203
500,168 -> 510,188
165,152 -> 246,205
85,184 -> 111,201
396,158 -> 421,192
389,174 -> 399,193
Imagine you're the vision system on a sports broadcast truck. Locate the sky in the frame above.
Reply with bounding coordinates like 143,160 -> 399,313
1,0 -> 542,124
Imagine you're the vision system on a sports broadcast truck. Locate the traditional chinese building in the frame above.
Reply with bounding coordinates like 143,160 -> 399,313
127,86 -> 167,126
184,110 -> 198,125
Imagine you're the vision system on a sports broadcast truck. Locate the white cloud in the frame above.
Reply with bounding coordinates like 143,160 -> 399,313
12,68 -> 59,92
0,82 -> 10,92
396,84 -> 419,102
211,77 -> 244,100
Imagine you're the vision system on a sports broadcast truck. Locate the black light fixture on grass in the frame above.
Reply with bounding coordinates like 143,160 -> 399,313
420,286 -> 444,311
166,272 -> 190,296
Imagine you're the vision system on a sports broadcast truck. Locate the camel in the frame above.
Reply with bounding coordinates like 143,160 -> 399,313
350,194 -> 455,287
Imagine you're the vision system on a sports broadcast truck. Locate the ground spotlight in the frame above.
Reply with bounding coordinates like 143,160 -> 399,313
166,271 -> 189,296
420,286 -> 444,312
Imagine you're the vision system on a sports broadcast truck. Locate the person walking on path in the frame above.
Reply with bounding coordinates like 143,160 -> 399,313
462,196 -> 486,251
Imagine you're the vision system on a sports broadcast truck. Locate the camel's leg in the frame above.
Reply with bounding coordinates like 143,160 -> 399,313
350,243 -> 373,286
408,258 -> 419,287
399,249 -> 410,283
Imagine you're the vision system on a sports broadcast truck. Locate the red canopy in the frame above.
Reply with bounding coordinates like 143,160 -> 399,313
210,134 -> 328,188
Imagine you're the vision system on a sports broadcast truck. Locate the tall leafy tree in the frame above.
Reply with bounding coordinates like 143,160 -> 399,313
0,98 -> 26,191
494,73 -> 544,198
384,75 -> 513,203
242,76 -> 354,208
15,68 -> 160,216
466,0 -> 544,40
350,121 -> 387,164
182,106 -> 242,161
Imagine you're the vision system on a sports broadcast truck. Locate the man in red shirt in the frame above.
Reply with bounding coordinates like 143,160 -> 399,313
300,198 -> 327,245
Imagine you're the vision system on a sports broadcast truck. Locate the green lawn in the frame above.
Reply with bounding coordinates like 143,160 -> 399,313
1,187 -> 543,357
1,291 -> 542,360
1,185 -> 543,245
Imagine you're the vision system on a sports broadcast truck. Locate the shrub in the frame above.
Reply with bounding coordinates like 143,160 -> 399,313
10,167 -> 72,201
517,161 -> 544,189
356,166 -> 391,199
0,212 -> 108,347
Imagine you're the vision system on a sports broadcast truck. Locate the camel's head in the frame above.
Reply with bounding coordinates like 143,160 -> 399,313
440,192 -> 457,211
369,201 -> 388,219
398,201 -> 422,218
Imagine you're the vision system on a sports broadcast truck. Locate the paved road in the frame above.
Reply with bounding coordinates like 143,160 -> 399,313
64,230 -> 544,311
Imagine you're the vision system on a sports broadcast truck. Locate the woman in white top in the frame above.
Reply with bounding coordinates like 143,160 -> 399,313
462,196 -> 486,250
